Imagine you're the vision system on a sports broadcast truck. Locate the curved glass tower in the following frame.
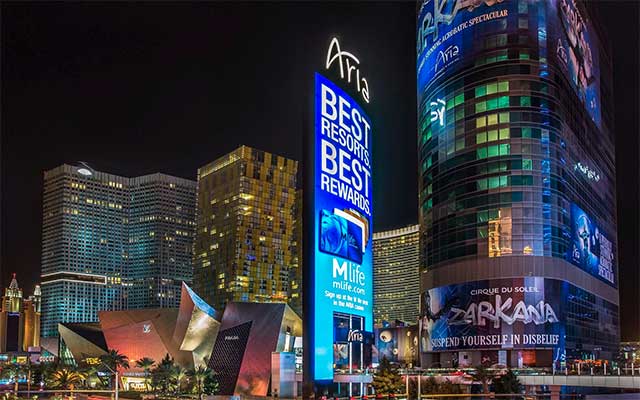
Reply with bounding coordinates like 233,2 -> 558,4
417,0 -> 618,369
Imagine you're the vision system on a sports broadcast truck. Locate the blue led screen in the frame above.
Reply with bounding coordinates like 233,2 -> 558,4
567,203 -> 615,285
312,73 -> 373,380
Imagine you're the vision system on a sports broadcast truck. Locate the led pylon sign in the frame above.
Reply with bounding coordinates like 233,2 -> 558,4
311,72 -> 373,381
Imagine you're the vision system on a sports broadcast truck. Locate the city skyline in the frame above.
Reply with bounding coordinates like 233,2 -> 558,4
1,1 -> 638,341
40,164 -> 196,336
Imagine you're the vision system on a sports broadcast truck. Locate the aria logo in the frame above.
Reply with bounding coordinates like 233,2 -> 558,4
435,45 -> 460,73
347,329 -> 364,343
325,37 -> 370,104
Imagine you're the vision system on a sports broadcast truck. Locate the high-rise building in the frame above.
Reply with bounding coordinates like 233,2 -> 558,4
40,164 -> 196,337
0,274 -> 41,352
290,188 -> 303,316
373,225 -> 420,326
127,174 -> 197,309
417,0 -> 618,368
193,146 -> 298,311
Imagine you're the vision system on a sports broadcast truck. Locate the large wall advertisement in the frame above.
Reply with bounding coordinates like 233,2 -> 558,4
417,0 -> 512,98
419,277 -> 565,353
375,326 -> 420,366
549,0 -> 601,126
416,0 -> 601,125
567,203 -> 615,285
312,72 -> 373,381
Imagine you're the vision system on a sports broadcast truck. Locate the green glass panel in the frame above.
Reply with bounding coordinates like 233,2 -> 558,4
476,132 -> 487,144
488,145 -> 499,157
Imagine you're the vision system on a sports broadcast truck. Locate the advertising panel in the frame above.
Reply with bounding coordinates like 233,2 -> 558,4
375,326 -> 420,366
416,0 -> 512,98
312,72 -> 373,380
419,277 -> 565,353
567,203 -> 615,285
416,0 -> 601,125
549,0 -> 601,126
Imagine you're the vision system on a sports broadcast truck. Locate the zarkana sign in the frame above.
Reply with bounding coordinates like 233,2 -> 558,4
420,277 -> 565,352
312,72 -> 373,381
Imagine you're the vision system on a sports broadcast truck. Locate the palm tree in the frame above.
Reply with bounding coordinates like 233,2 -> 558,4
135,357 -> 155,392
187,366 -> 210,400
170,365 -> 186,395
99,349 -> 129,391
151,354 -> 175,393
1,363 -> 23,393
474,364 -> 494,394
47,368 -> 86,390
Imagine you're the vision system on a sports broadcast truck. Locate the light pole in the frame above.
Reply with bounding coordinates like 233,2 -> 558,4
100,362 -> 119,400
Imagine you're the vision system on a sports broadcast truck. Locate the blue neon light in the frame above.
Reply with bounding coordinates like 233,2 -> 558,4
313,73 -> 373,380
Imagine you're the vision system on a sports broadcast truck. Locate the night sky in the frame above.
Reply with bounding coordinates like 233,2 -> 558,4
2,2 -> 638,339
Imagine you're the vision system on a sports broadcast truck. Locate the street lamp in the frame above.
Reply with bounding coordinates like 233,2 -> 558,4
100,362 -> 119,400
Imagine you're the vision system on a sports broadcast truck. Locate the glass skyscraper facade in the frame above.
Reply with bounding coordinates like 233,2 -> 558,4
127,174 -> 197,309
417,0 -> 618,368
193,146 -> 298,312
373,225 -> 420,325
40,164 -> 195,337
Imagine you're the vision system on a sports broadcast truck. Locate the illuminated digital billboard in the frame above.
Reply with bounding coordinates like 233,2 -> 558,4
417,0 -> 511,96
375,326 -> 419,366
567,203 -> 615,285
419,277 -> 565,354
416,0 -> 601,125
310,72 -> 373,381
550,0 -> 601,126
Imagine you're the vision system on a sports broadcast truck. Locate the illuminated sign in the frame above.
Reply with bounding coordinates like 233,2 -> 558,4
325,38 -> 370,103
568,203 -> 615,285
435,44 -> 460,73
554,0 -> 600,125
417,0 -> 508,87
311,73 -> 373,381
77,168 -> 92,176
574,162 -> 601,182
142,324 -> 151,334
347,329 -> 364,343
420,277 -> 565,352
417,0 -> 505,53
429,98 -> 446,126
84,357 -> 101,365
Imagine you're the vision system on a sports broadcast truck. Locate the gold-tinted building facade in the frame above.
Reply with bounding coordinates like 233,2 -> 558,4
0,274 -> 41,352
194,146 -> 298,311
